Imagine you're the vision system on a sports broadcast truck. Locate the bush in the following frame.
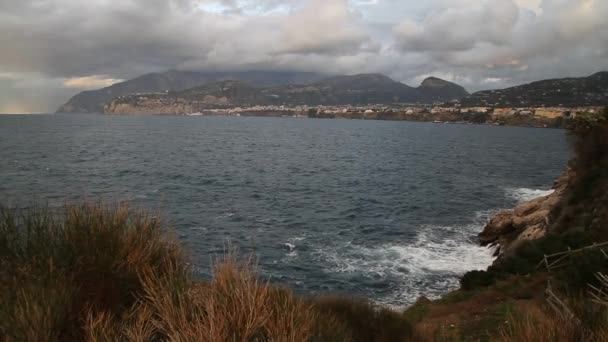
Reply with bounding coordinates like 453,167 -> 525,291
313,296 -> 413,342
554,250 -> 608,295
0,203 -> 186,341
461,270 -> 499,290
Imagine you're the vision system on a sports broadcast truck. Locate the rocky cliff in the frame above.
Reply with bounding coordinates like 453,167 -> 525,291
479,108 -> 608,262
479,171 -> 569,260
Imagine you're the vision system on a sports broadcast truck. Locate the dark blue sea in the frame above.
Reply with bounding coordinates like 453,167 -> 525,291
0,114 -> 569,307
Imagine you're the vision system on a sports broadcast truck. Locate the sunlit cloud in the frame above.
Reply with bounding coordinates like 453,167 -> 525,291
63,76 -> 123,90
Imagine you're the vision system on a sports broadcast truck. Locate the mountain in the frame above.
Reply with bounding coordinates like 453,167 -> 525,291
260,74 -> 468,105
56,70 -> 328,113
459,72 -> 608,108
418,77 -> 469,102
104,74 -> 470,114
260,74 -> 419,105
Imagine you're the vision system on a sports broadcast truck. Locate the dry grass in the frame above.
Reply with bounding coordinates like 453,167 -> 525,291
0,203 -> 413,341
0,203 -> 185,341
128,254 -> 319,341
498,298 -> 608,342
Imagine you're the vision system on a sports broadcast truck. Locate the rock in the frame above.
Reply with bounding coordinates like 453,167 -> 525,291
480,170 -> 570,263
512,210 -> 550,230
479,210 -> 514,246
518,224 -> 547,241
513,197 -> 544,217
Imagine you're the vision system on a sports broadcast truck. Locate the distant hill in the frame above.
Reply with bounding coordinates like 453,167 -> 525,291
258,74 -> 468,105
105,73 -> 469,114
56,70 -> 328,113
418,77 -> 470,103
459,72 -> 608,108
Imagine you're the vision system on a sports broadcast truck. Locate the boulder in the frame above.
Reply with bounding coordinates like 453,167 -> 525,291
479,210 -> 514,246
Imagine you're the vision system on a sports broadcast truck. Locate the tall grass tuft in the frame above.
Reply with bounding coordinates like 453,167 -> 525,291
0,203 -> 186,341
1,203 -> 414,341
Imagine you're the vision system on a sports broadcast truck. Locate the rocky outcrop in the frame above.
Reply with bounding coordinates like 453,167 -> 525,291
104,98 -> 195,115
479,171 -> 570,260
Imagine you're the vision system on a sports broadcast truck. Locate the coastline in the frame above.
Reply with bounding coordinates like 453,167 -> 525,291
99,109 -> 568,129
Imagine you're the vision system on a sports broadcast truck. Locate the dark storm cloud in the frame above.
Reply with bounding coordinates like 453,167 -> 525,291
1,0 -> 608,112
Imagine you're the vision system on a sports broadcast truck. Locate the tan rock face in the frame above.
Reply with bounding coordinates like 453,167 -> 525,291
478,170 -> 569,261
512,209 -> 550,230
479,210 -> 514,246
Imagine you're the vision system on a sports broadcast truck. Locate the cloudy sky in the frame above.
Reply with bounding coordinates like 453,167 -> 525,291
1,0 -> 607,113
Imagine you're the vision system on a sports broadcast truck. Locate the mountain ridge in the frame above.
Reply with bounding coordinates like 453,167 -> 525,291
56,70 -> 329,113
104,73 -> 470,114
459,72 -> 608,107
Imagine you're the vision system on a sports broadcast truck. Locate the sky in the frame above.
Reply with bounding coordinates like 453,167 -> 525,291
1,0 -> 607,113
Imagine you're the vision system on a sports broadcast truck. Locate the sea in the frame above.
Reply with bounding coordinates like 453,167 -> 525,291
0,113 -> 569,308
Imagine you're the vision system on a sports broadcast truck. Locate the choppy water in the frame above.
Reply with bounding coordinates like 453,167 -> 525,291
0,114 -> 569,307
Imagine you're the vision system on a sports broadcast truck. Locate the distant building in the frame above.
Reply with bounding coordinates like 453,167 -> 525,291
493,108 -> 515,117
534,109 -> 563,119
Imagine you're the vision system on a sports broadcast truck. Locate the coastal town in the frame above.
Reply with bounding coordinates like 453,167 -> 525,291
173,103 -> 602,128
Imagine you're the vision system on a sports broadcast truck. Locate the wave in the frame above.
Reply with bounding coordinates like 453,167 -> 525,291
283,236 -> 306,258
505,187 -> 554,202
314,213 -> 496,308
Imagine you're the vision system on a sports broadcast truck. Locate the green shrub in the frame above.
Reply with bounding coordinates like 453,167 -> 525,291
313,296 -> 413,342
554,250 -> 608,295
403,297 -> 430,323
461,270 -> 499,290
490,231 -> 596,276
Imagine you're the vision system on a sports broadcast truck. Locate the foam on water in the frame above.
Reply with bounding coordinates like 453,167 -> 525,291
505,187 -> 555,202
283,236 -> 306,258
314,212 -> 496,307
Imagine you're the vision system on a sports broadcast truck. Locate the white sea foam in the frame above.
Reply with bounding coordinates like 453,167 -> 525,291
506,187 -> 555,202
314,215 -> 496,308
282,236 -> 306,258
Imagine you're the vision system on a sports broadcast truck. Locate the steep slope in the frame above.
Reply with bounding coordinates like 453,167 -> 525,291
57,70 -> 327,113
460,72 -> 608,107
173,80 -> 264,105
260,74 -> 420,105
417,77 -> 469,102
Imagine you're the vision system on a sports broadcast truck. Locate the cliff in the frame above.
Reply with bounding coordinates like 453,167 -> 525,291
479,171 -> 569,260
404,108 -> 608,340
479,108 -> 608,261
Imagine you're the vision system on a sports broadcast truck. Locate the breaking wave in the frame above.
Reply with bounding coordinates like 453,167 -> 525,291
506,187 -> 555,202
314,213 -> 496,308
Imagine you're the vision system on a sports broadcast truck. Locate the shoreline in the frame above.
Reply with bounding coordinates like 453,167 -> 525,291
48,110 -> 567,129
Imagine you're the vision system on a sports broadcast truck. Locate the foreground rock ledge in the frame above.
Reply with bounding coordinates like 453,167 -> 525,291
479,171 -> 569,261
